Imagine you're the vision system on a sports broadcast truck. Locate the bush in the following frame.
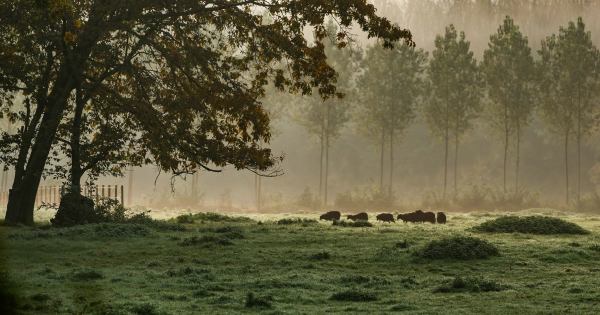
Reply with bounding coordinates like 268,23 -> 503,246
244,292 -> 272,309
330,289 -> 378,302
277,218 -> 318,225
472,216 -> 589,235
434,276 -> 506,293
415,236 -> 499,260
332,220 -> 373,228
51,192 -> 97,227
176,212 -> 253,223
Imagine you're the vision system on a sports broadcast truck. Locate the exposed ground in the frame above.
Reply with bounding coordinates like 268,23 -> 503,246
2,209 -> 600,314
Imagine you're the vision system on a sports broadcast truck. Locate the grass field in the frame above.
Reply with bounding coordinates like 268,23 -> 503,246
2,209 -> 600,314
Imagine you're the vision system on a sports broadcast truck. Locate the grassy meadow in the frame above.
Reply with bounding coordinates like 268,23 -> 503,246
2,209 -> 600,314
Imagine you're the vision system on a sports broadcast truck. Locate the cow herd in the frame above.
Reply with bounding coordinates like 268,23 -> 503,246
320,210 -> 447,224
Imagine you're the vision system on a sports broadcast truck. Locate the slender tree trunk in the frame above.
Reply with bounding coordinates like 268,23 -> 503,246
389,128 -> 394,196
380,128 -> 385,191
565,131 -> 570,205
323,102 -> 330,208
515,121 -> 521,194
443,103 -> 449,200
128,169 -> 134,206
577,102 -> 582,206
454,132 -> 459,198
503,104 -> 509,195
324,125 -> 329,209
318,113 -> 325,210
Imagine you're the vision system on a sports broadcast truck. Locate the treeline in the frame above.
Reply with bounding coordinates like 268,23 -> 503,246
290,16 -> 600,210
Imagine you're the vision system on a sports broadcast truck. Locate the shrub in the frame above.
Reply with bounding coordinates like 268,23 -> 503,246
332,220 -> 373,228
415,236 -> 499,260
244,292 -> 272,309
176,214 -> 195,224
178,212 -> 253,223
434,276 -> 506,293
330,289 -> 378,302
277,218 -> 318,225
472,216 -> 589,235
72,269 -> 104,281
129,303 -> 162,315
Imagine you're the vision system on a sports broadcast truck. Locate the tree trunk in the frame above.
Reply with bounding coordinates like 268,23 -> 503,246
454,132 -> 459,198
577,102 -> 582,206
128,169 -> 134,206
565,131 -> 570,205
324,124 -> 329,209
69,88 -> 85,194
503,104 -> 509,195
318,111 -> 325,210
443,104 -> 449,200
515,121 -> 521,194
323,102 -> 331,208
380,128 -> 385,191
389,128 -> 394,196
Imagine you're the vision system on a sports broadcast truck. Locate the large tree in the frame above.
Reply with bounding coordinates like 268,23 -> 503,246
482,16 -> 536,194
538,17 -> 600,205
424,25 -> 482,198
357,42 -> 427,194
0,0 -> 412,225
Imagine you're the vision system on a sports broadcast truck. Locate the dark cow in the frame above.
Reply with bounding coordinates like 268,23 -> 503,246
347,212 -> 369,221
319,211 -> 341,221
436,212 -> 447,224
376,213 -> 395,223
397,210 -> 436,224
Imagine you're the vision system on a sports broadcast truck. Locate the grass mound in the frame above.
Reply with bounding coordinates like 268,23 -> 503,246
472,216 -> 589,235
330,289 -> 378,302
244,292 -> 272,309
415,236 -> 499,260
277,218 -> 318,225
175,212 -> 253,224
72,269 -> 104,281
332,220 -> 373,227
434,276 -> 507,293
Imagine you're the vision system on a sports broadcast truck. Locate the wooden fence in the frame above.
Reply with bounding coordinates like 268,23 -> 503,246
0,184 -> 125,208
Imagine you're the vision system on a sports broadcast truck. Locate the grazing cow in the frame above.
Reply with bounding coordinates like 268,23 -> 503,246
347,212 -> 369,221
320,211 -> 341,221
437,212 -> 447,224
376,213 -> 395,223
397,210 -> 436,224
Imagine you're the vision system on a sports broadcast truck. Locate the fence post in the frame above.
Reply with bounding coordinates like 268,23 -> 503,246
120,185 -> 124,206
